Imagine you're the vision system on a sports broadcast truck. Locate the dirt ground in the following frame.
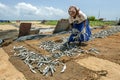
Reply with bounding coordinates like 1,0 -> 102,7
0,48 -> 26,80
76,56 -> 120,80
1,25 -> 120,80
86,32 -> 120,65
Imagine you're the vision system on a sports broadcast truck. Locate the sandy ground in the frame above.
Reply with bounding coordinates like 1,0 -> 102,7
1,24 -> 120,80
86,32 -> 120,65
0,25 -> 18,31
32,23 -> 55,28
0,48 -> 26,80
76,56 -> 120,80
2,31 -> 120,80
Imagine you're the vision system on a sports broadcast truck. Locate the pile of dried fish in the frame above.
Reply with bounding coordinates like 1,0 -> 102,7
90,26 -> 120,39
39,40 -> 87,57
39,41 -> 63,53
13,40 -> 100,76
40,26 -> 120,54
13,46 -> 66,76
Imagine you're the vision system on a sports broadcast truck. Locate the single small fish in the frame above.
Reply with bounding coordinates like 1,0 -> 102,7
61,63 -> 66,73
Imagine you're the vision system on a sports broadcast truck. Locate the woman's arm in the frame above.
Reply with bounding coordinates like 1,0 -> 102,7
84,20 -> 86,27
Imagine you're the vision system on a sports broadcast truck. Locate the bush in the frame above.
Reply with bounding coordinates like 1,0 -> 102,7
88,16 -> 96,21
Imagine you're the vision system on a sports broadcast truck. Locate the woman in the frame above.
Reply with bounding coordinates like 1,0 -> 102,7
66,6 -> 91,46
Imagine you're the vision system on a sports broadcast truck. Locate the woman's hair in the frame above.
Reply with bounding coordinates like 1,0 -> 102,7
68,6 -> 79,16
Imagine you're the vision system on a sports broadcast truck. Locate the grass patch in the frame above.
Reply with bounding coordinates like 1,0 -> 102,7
90,21 -> 116,27
0,22 -> 12,25
44,20 -> 58,25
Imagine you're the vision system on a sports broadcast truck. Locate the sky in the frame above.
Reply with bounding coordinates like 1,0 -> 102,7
0,0 -> 120,20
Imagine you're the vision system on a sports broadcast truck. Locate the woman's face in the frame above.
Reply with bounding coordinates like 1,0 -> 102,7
68,7 -> 77,17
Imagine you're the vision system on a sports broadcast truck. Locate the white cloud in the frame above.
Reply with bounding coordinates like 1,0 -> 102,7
16,2 -> 37,11
0,2 -> 7,8
35,6 -> 67,19
0,2 -> 16,19
0,2 -> 8,16
0,2 -> 68,20
15,2 -> 37,16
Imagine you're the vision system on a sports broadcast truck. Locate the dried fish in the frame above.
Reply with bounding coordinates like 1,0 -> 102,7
43,66 -> 50,76
49,65 -> 55,76
61,63 -> 66,73
89,48 -> 100,54
29,65 -> 37,73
